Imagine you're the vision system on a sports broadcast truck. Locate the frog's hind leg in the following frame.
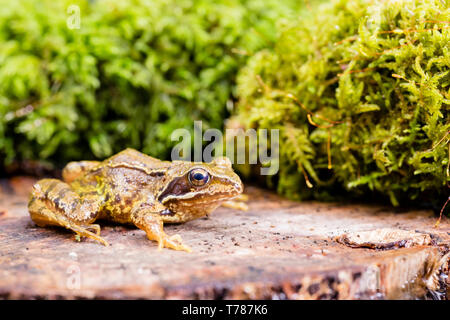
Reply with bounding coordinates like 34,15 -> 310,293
28,179 -> 109,246
30,202 -> 108,246
62,161 -> 101,183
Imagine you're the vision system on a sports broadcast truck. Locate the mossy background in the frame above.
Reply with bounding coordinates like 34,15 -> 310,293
233,0 -> 449,207
0,0 -> 305,169
0,0 -> 448,210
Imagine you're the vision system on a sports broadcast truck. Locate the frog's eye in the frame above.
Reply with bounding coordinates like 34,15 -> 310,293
188,168 -> 210,187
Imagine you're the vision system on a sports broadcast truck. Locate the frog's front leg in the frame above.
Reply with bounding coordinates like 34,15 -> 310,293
131,204 -> 192,252
28,178 -> 108,246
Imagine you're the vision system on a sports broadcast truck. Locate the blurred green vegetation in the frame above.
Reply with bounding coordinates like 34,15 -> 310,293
0,0 -> 306,168
233,0 -> 449,206
1,0 -> 447,210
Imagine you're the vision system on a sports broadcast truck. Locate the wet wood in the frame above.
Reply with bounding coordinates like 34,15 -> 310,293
0,177 -> 448,299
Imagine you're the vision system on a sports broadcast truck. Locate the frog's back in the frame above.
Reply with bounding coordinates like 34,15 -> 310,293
101,148 -> 172,197
95,149 -> 171,223
105,148 -> 171,171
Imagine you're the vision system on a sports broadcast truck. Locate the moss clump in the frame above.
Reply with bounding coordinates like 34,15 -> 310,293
234,0 -> 449,206
0,0 -> 304,168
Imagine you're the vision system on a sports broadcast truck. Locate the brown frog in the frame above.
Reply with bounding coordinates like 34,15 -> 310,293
28,148 -> 244,252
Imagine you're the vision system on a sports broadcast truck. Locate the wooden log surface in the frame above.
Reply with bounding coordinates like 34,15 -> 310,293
0,176 -> 448,300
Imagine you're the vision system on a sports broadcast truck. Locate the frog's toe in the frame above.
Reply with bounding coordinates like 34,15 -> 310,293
85,224 -> 101,235
164,234 -> 192,252
72,224 -> 109,246
222,200 -> 248,211
235,194 -> 249,202
169,234 -> 183,243
175,243 -> 192,253
152,234 -> 191,252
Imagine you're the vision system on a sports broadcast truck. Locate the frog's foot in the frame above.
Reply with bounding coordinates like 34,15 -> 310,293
72,224 -> 109,246
146,225 -> 191,253
222,201 -> 248,211
164,234 -> 192,252
222,194 -> 248,211
234,194 -> 249,202
132,212 -> 192,252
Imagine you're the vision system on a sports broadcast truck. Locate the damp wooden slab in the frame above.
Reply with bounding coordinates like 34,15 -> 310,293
0,176 -> 448,300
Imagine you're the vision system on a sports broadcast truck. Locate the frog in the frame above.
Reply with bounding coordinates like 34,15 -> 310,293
28,148 -> 244,252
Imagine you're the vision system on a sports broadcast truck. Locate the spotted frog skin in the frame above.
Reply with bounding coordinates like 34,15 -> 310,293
28,148 -> 244,252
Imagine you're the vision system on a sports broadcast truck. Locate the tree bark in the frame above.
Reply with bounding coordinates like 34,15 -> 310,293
0,177 -> 448,299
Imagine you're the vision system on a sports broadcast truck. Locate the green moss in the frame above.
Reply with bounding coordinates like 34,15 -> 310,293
0,0 -> 304,167
234,0 -> 450,206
